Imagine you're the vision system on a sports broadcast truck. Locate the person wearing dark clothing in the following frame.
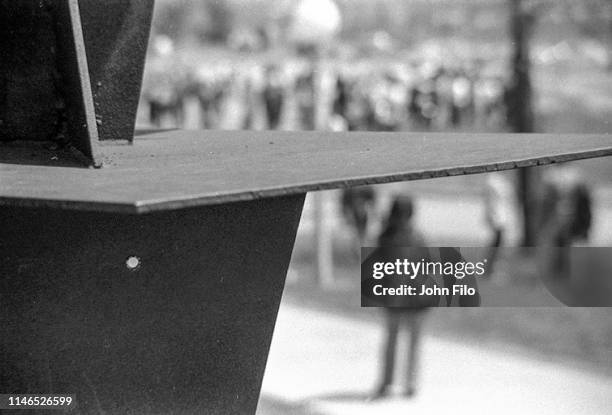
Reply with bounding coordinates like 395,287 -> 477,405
537,166 -> 593,279
371,196 -> 481,398
263,66 -> 285,130
332,76 -> 349,119
295,70 -> 316,130
341,186 -> 376,244
373,195 -> 429,398
263,86 -> 283,129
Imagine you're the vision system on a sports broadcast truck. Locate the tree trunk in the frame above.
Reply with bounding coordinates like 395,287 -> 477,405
507,0 -> 537,246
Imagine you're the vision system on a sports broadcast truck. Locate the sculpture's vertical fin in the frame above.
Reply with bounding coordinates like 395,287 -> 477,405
79,0 -> 155,142
53,0 -> 101,165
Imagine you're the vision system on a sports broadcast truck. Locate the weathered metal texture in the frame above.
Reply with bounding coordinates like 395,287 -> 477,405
1,130 -> 611,213
0,194 -> 305,414
79,0 -> 154,142
0,0 -> 100,163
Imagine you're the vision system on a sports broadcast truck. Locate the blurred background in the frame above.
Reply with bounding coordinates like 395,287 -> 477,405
137,0 -> 612,413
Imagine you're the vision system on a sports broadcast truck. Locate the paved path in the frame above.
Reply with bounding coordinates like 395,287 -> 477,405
258,303 -> 612,415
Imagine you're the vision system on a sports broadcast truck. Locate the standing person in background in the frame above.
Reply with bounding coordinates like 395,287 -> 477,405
295,65 -> 317,130
370,196 -> 481,399
538,165 -> 592,246
451,69 -> 473,128
483,171 -> 518,276
263,64 -> 285,130
332,73 -> 349,120
346,86 -> 370,131
409,77 -> 438,131
241,74 -> 256,130
242,65 -> 268,131
196,69 -> 221,129
433,66 -> 454,130
341,186 -> 376,249
144,36 -> 185,128
537,165 -> 592,279
373,195 -> 430,399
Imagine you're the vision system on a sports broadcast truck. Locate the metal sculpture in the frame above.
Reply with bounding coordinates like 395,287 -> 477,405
1,1 -> 611,414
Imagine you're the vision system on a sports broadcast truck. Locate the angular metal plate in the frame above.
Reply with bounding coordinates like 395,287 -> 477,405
54,0 -> 101,162
79,0 -> 154,142
0,195 -> 305,414
1,130 -> 611,213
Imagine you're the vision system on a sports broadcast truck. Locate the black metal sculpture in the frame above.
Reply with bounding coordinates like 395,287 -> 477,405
1,1 -> 611,414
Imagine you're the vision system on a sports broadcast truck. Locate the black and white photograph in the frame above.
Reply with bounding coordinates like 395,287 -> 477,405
1,0 -> 612,414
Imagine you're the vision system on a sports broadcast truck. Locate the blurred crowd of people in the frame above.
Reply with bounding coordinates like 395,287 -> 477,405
142,42 -> 508,134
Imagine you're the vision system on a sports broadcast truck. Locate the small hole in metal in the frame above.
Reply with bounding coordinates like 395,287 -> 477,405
126,256 -> 140,271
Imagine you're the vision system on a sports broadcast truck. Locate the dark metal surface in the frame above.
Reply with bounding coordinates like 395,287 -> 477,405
79,0 -> 154,142
0,0 -> 68,142
0,0 -> 153,165
0,194 -> 305,414
0,0 -> 99,163
1,130 -> 611,213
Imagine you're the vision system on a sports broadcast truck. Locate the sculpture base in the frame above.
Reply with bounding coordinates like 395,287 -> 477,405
0,195 -> 304,414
